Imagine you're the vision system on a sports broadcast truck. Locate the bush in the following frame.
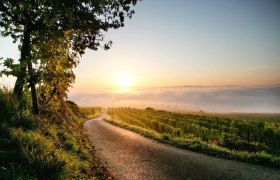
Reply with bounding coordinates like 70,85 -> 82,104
161,134 -> 170,141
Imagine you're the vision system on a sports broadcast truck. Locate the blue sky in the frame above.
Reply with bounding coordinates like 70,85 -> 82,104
1,0 -> 280,90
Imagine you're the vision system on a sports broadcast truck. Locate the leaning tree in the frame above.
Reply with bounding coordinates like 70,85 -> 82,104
0,0 -> 139,114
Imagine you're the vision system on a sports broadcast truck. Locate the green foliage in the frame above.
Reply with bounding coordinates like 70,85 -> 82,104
161,134 -> 170,141
66,101 -> 84,118
80,107 -> 102,119
0,0 -> 140,114
0,88 -> 37,130
0,58 -> 21,77
0,0 -> 140,53
0,89 -> 109,179
107,107 -> 280,167
10,129 -> 65,179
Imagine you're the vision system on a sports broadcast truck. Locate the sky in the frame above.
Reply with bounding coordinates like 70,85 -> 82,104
1,0 -> 280,91
74,0 -> 280,91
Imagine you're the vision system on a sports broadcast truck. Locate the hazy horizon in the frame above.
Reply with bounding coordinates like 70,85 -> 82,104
69,86 -> 280,113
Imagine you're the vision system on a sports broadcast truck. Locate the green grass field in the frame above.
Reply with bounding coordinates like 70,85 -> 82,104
106,107 -> 280,167
0,89 -> 109,179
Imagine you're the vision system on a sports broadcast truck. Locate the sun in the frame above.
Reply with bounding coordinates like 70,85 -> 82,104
116,73 -> 133,89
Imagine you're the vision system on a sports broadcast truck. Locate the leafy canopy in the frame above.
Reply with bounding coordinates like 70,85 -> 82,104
0,0 -> 139,113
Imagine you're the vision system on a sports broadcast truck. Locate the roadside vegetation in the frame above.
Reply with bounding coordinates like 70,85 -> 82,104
0,88 -> 110,179
106,107 -> 280,167
1,1 -> 140,179
80,107 -> 102,120
0,1 -> 143,179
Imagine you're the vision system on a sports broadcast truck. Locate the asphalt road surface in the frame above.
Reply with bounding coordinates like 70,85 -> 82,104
84,115 -> 280,180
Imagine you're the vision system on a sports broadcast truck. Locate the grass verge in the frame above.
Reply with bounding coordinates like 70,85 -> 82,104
0,89 -> 111,179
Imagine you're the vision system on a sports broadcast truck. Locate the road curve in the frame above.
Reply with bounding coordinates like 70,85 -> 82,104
84,115 -> 280,180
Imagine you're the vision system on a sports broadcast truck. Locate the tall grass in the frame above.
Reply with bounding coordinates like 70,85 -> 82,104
0,88 -> 109,179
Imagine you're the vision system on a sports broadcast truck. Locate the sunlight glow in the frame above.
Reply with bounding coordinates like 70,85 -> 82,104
116,73 -> 133,89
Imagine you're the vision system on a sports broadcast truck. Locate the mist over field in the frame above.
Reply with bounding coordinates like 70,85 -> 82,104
69,86 -> 280,113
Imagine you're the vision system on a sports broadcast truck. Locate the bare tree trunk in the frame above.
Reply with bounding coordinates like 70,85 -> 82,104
13,26 -> 31,98
27,60 -> 39,114
13,25 -> 39,114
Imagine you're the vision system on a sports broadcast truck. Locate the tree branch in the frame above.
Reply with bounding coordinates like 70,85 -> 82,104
44,85 -> 57,105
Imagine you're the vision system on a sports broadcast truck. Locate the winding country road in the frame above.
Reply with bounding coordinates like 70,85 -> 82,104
84,113 -> 280,180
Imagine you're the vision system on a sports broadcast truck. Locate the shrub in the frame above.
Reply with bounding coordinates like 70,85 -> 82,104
161,134 -> 170,141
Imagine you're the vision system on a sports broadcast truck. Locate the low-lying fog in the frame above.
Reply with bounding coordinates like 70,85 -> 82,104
69,86 -> 280,113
